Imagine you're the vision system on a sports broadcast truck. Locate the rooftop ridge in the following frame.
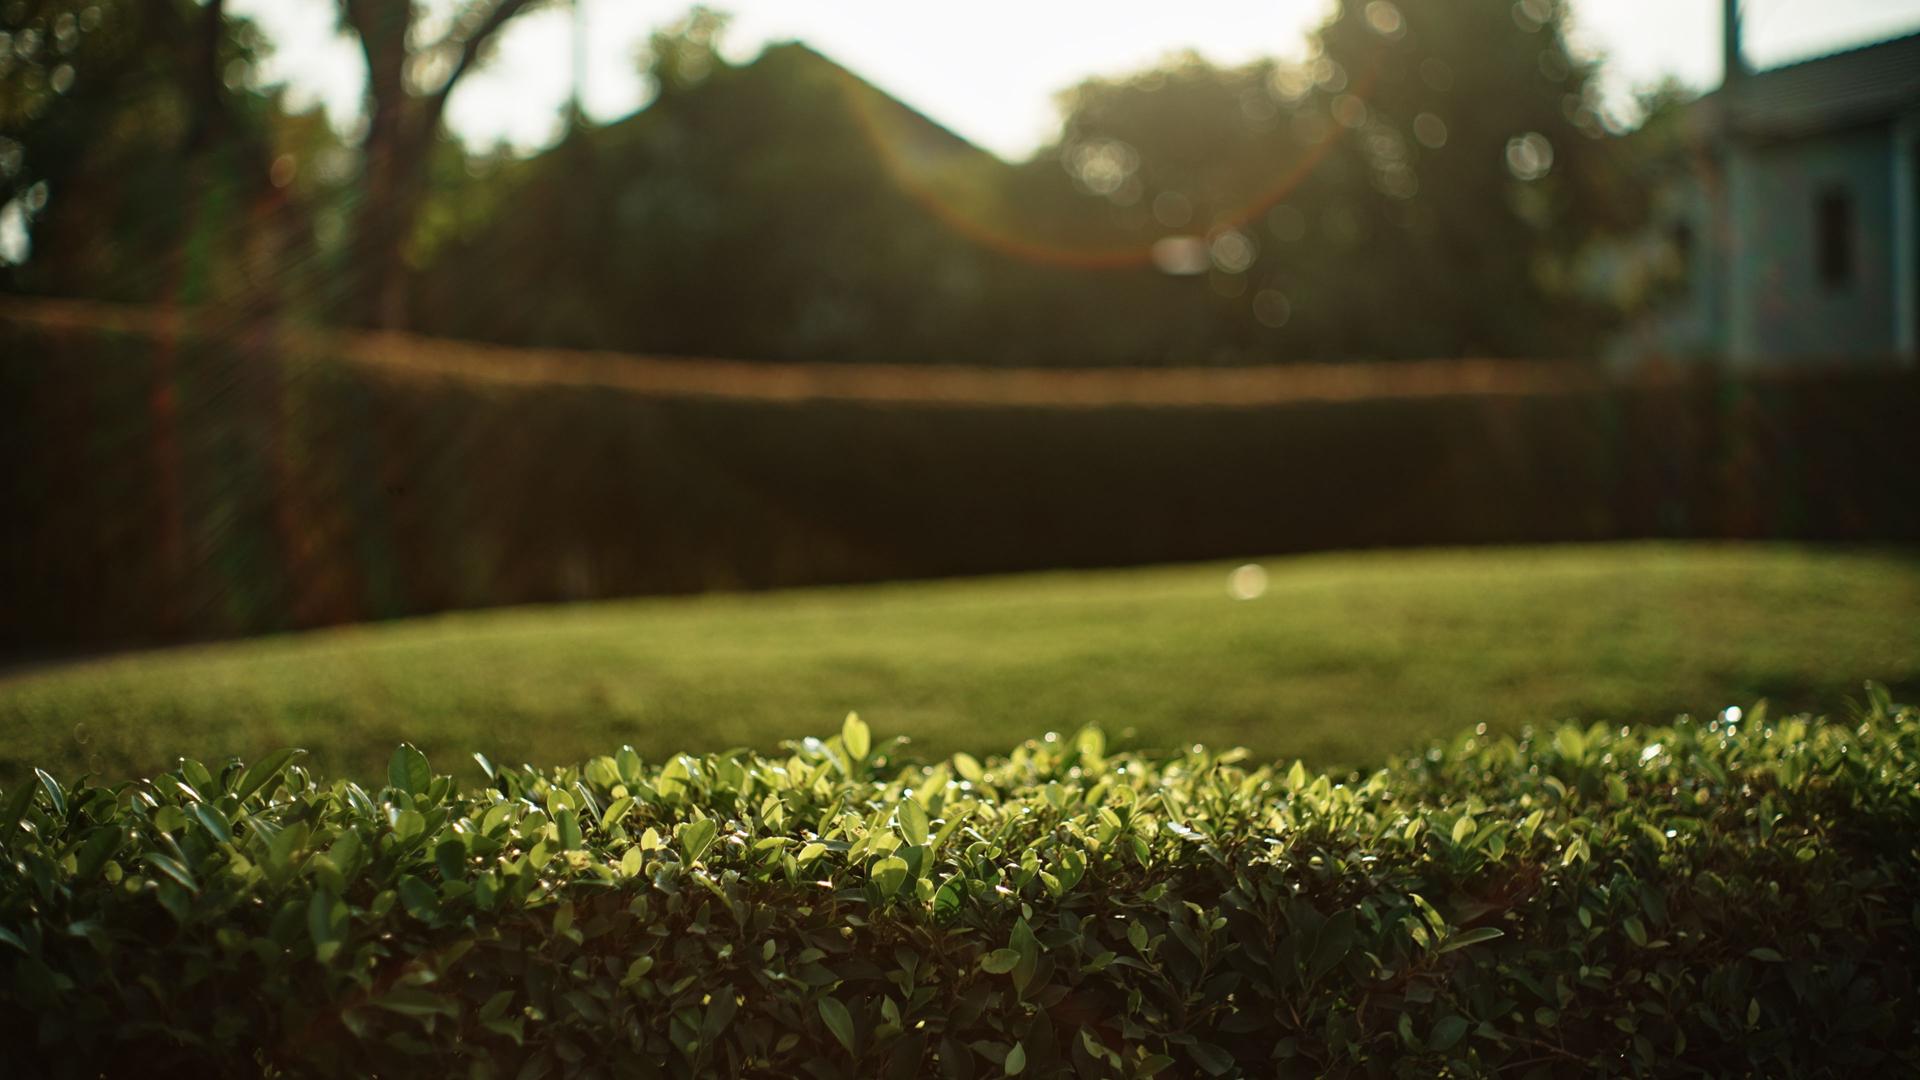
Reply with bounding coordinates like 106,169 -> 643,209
1742,27 -> 1920,83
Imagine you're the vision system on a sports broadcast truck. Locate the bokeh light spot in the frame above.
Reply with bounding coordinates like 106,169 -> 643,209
1364,2 -> 1406,39
1505,131 -> 1554,180
1209,230 -> 1255,274
1267,204 -> 1306,242
1332,94 -> 1368,130
1152,190 -> 1193,228
1150,235 -> 1209,275
1253,289 -> 1292,328
1228,564 -> 1269,600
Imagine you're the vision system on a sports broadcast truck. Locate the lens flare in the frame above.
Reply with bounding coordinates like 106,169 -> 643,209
829,52 -> 1380,272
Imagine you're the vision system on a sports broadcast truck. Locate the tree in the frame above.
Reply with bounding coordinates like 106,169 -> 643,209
334,0 -> 548,329
0,0 -> 281,303
1011,0 -> 1646,362
1301,0 -> 1640,357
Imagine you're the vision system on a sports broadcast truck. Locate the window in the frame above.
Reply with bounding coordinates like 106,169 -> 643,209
1670,220 -> 1694,295
1816,188 -> 1853,289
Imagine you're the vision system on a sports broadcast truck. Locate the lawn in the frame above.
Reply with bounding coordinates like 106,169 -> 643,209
2,542 -> 1915,785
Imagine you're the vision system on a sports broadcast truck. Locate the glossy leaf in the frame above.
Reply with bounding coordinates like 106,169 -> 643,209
818,996 -> 856,1055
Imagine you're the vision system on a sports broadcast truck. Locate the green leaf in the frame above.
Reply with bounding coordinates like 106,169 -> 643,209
141,852 -> 197,893
1864,680 -> 1893,719
1011,918 -> 1040,963
1553,727 -> 1586,761
1748,947 -> 1786,963
981,949 -> 1022,974
1188,1041 -> 1234,1077
232,748 -> 304,803
897,800 -> 930,848
842,712 -> 871,762
435,838 -> 467,881
398,875 -> 440,921
189,803 -> 233,845
73,825 -> 124,880
308,890 -> 347,963
1308,910 -> 1357,983
1003,1041 -> 1026,1076
1411,892 -> 1448,936
1429,1014 -> 1471,1052
818,996 -> 857,1055
33,768 -> 67,819
1623,916 -> 1648,947
1075,725 -> 1105,760
478,990 -> 515,1021
1437,926 -> 1506,954
1451,815 -> 1476,844
952,753 -> 984,783
556,807 -> 582,851
1010,918 -> 1041,994
702,990 -> 739,1042
388,744 -> 431,795
372,986 -> 459,1019
933,875 -> 965,918
678,818 -> 718,864
871,855 -> 909,898
392,809 -> 425,842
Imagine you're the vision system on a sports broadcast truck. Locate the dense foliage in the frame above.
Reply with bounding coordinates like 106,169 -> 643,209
4,692 -> 1918,1077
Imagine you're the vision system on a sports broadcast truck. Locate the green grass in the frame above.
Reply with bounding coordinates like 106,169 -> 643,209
3,542 -> 1916,784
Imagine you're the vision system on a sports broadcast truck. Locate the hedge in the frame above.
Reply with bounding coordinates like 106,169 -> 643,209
7,316 -> 1919,649
3,693 -> 1918,1077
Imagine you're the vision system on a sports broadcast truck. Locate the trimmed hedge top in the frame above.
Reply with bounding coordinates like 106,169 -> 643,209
4,690 -> 1919,1078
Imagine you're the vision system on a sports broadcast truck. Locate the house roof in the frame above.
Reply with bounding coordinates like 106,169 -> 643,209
773,42 -> 1003,166
1715,31 -> 1920,140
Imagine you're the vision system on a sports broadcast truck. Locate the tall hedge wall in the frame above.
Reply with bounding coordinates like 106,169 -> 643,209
4,318 -> 1917,647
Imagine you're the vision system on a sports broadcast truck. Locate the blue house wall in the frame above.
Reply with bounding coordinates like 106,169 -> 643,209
1727,123 -> 1900,361
1623,26 -> 1920,369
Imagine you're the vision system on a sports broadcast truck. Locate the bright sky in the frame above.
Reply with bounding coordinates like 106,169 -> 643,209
235,0 -> 1920,159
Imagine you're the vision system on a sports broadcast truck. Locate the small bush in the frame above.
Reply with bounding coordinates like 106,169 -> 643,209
4,693 -> 1918,1078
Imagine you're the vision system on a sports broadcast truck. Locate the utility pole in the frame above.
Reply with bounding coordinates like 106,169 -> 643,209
569,0 -> 588,127
1722,0 -> 1748,89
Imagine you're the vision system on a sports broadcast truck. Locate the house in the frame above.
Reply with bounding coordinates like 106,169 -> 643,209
1638,2 -> 1919,365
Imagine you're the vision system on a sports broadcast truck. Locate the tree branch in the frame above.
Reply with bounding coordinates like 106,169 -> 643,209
337,0 -> 387,91
421,0 -> 542,137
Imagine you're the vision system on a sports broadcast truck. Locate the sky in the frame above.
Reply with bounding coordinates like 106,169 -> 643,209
233,0 -> 1920,160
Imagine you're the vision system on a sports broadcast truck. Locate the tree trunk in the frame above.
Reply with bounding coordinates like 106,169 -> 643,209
345,2 -> 416,329
339,0 -> 540,329
352,116 -> 425,330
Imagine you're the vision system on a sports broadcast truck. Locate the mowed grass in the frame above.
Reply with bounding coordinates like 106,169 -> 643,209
2,543 -> 1916,785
